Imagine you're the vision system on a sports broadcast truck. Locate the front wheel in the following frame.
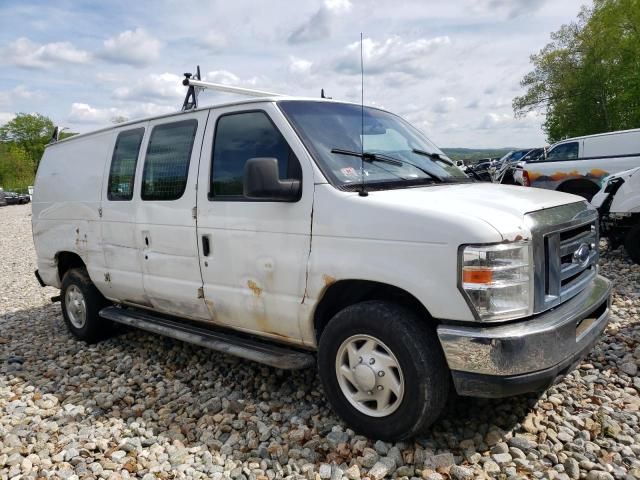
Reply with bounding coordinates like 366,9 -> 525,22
317,301 -> 450,441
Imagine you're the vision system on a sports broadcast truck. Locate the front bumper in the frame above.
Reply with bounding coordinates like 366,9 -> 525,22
438,275 -> 611,398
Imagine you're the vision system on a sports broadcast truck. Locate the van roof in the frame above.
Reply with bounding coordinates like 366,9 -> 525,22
47,96 -> 367,147
554,127 -> 640,144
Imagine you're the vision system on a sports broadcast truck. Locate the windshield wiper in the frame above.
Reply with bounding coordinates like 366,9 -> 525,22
331,148 -> 402,166
330,148 -> 443,183
411,148 -> 475,182
412,148 -> 443,160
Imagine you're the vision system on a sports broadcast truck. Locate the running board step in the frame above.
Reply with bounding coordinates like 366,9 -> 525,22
99,306 -> 315,370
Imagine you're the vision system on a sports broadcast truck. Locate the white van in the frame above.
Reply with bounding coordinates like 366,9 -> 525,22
518,128 -> 640,200
33,95 -> 611,440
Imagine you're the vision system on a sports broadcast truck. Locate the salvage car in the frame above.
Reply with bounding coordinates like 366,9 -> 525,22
32,77 -> 612,440
518,129 -> 640,200
591,166 -> 640,264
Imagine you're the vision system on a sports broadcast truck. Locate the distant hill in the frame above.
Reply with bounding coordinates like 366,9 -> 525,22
442,147 -> 515,162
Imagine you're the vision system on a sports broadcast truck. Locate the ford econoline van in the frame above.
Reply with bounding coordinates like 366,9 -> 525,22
33,95 -> 611,440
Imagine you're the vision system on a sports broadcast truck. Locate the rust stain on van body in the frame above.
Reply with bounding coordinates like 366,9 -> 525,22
247,280 -> 263,297
322,274 -> 336,287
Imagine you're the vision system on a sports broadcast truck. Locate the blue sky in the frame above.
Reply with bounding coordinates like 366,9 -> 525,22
0,0 -> 587,148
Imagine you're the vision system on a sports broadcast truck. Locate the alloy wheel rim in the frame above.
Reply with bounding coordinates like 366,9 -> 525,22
65,284 -> 87,329
335,334 -> 405,417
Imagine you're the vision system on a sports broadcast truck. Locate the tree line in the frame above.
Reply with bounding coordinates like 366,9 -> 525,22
513,0 -> 640,143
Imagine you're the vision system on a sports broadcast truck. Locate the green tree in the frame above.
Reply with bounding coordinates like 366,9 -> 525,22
0,113 -> 54,169
0,143 -> 35,192
513,0 -> 640,142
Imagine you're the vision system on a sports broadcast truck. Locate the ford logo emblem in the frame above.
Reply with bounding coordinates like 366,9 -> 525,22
573,243 -> 591,267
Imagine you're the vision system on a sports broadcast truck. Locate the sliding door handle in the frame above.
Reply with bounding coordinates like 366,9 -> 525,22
202,235 -> 211,257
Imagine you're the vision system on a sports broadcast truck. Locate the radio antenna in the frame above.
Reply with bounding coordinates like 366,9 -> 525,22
359,32 -> 368,197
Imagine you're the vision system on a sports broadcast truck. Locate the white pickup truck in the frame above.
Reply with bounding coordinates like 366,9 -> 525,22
518,128 -> 640,200
32,93 -> 611,440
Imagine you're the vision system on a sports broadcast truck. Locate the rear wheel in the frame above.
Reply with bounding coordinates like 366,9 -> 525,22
318,301 -> 450,440
557,180 -> 600,201
61,268 -> 111,342
624,222 -> 640,264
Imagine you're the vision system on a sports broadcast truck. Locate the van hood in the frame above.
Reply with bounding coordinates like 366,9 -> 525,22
363,182 -> 586,240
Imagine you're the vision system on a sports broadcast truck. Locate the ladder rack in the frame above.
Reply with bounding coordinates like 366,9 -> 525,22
183,78 -> 284,98
181,66 -> 285,111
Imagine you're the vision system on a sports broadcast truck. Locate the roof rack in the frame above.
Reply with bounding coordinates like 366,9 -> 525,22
181,65 -> 285,111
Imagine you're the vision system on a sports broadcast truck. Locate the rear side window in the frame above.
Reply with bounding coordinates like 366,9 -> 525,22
107,128 -> 144,201
210,111 -> 301,198
546,142 -> 579,161
142,120 -> 198,201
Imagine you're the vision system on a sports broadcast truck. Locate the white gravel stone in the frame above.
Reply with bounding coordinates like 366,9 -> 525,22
1,205 -> 639,480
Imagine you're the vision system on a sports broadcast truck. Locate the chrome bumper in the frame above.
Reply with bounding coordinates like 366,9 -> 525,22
438,275 -> 611,397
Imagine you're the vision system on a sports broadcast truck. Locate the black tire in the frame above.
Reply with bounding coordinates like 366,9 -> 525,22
624,222 -> 640,265
317,301 -> 450,441
60,268 -> 111,343
557,181 -> 600,202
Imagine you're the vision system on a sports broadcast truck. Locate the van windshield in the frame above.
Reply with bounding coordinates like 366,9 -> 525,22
278,101 -> 467,190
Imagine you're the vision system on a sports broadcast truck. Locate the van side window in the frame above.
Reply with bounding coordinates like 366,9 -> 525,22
546,142 -> 579,161
107,128 -> 144,201
210,111 -> 301,199
142,120 -> 198,201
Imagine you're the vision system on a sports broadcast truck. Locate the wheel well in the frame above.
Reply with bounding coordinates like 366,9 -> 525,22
313,280 -> 432,340
556,178 -> 600,200
56,251 -> 86,282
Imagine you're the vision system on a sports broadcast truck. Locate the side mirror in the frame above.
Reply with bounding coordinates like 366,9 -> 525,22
243,157 -> 301,201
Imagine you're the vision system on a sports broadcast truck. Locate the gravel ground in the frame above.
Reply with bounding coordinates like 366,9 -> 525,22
1,203 -> 639,480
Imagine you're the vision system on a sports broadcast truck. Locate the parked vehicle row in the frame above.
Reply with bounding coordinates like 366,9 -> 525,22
3,191 -> 31,205
33,90 -> 611,440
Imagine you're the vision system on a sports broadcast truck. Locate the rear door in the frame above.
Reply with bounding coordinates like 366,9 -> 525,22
136,111 -> 210,320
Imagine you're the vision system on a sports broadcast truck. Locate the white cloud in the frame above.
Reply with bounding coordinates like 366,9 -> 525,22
434,96 -> 457,113
68,103 -> 118,124
113,73 -> 184,102
324,0 -> 352,13
0,112 -> 16,126
469,0 -> 546,18
0,0 -> 580,145
204,70 -> 240,84
479,112 -> 512,129
287,0 -> 351,44
288,56 -> 313,75
0,85 -> 42,107
1,37 -> 89,69
100,28 -> 162,66
478,110 -> 542,130
68,101 -> 174,125
197,31 -> 227,51
334,36 -> 451,76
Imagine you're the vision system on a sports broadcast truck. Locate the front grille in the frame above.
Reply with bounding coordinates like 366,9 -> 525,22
544,220 -> 598,303
526,202 -> 599,314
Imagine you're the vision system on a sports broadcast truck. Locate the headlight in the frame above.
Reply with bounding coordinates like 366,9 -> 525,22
459,241 -> 533,322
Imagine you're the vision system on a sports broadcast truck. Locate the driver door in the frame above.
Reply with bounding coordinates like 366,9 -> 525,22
195,103 -> 314,342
